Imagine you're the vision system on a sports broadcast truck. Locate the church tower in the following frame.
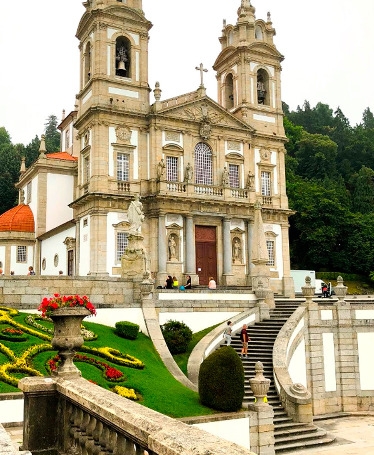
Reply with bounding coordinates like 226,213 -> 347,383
72,0 -> 152,275
213,0 -> 285,137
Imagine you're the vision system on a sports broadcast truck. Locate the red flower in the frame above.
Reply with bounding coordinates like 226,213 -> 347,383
38,294 -> 97,317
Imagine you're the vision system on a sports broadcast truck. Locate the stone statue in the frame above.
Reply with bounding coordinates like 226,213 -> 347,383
233,239 -> 241,262
246,171 -> 255,190
128,194 -> 145,233
157,159 -> 166,180
184,162 -> 193,182
222,167 -> 229,187
168,235 -> 177,260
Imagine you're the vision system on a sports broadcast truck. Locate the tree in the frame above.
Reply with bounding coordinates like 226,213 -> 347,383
295,131 -> 338,180
0,128 -> 22,214
351,166 -> 374,214
44,115 -> 61,152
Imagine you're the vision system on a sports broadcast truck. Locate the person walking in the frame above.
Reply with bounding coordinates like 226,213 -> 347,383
240,324 -> 251,358
224,321 -> 233,346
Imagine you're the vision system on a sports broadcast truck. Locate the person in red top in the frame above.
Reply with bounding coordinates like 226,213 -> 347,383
240,324 -> 251,358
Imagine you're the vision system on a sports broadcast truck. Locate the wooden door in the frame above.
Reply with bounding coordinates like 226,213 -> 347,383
195,226 -> 217,285
67,250 -> 74,276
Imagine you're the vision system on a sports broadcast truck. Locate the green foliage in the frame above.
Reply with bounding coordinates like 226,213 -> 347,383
2,310 -> 213,418
173,323 -> 222,375
161,320 -> 193,355
44,115 -> 61,152
199,346 -> 244,412
114,321 -> 139,340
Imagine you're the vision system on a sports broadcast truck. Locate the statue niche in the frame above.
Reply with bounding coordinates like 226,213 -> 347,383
168,234 -> 179,262
232,237 -> 242,264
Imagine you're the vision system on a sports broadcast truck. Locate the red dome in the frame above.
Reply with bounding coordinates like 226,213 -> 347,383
0,204 -> 35,233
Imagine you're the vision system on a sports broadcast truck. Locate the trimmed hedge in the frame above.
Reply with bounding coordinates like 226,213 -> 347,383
161,320 -> 192,354
199,346 -> 244,412
114,321 -> 139,340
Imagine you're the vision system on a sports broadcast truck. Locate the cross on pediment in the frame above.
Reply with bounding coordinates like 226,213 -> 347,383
195,63 -> 208,88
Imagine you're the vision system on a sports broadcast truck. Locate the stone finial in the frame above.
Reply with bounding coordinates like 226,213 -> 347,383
20,156 -> 26,175
154,81 -> 162,101
334,275 -> 348,302
267,11 -> 272,23
62,109 -> 66,120
249,361 -> 271,404
39,134 -> 47,158
302,275 -> 315,303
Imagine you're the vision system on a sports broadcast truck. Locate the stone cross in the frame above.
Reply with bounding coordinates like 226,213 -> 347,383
195,63 -> 208,88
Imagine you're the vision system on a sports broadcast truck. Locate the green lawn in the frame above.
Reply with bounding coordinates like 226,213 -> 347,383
0,309 -> 216,418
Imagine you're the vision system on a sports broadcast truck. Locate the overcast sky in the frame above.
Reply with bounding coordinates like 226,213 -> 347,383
1,0 -> 373,145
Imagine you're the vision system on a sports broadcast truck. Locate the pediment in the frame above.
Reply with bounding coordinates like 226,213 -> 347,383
156,96 -> 254,133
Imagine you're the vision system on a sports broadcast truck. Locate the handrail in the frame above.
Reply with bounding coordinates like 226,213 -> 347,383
273,305 -> 313,423
188,308 -> 259,386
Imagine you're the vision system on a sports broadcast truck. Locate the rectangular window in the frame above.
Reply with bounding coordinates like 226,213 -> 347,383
261,171 -> 271,196
228,164 -> 240,188
117,232 -> 129,261
17,246 -> 27,263
84,156 -> 90,183
117,153 -> 129,181
166,156 -> 178,181
266,240 -> 275,266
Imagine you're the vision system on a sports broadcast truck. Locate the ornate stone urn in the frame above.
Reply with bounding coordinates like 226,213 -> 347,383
50,307 -> 90,378
249,361 -> 271,404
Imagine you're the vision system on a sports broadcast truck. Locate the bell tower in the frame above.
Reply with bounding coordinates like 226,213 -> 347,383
213,0 -> 285,137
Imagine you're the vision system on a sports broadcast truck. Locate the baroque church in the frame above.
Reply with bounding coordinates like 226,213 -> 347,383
0,0 -> 294,296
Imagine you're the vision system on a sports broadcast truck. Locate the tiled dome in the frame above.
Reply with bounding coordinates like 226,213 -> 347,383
0,204 -> 35,233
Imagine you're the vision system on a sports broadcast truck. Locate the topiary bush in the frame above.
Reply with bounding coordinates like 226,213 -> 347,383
198,346 -> 244,412
161,320 -> 193,354
114,321 -> 139,340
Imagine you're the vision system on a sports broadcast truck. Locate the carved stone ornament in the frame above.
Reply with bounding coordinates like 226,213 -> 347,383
260,148 -> 271,161
199,121 -> 212,140
115,125 -> 132,144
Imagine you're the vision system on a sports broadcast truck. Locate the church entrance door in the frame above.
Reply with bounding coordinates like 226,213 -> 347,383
195,226 -> 217,285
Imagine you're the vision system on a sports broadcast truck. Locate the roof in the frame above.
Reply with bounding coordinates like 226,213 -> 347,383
46,152 -> 78,161
0,204 -> 35,233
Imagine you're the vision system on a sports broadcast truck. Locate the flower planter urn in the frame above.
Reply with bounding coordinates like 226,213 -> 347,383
50,307 -> 91,378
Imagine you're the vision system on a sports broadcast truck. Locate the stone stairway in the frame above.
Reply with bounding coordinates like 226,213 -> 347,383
229,300 -> 335,453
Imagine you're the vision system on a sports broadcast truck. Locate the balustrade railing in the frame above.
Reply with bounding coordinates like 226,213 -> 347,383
117,181 -> 130,192
19,376 -> 256,455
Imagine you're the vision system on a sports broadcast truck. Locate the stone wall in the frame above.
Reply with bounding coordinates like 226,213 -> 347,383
0,276 -> 135,309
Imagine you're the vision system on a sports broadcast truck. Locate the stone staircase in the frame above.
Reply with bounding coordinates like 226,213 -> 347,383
229,300 -> 335,453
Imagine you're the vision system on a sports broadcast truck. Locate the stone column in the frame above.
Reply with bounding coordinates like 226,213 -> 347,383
89,211 -> 109,276
185,215 -> 195,273
246,220 -> 253,285
222,217 -> 232,284
158,214 -> 167,279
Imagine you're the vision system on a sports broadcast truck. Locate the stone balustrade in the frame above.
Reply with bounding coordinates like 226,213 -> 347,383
18,376 -> 257,455
272,306 -> 313,423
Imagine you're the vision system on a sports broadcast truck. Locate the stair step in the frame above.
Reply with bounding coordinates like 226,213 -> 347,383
275,436 -> 335,453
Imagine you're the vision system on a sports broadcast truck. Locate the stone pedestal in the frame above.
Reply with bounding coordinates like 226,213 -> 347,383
121,233 -> 147,277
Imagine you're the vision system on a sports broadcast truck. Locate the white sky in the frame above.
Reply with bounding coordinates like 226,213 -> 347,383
1,0 -> 373,145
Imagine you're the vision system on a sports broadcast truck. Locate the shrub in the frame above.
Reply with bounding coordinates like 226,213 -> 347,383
161,320 -> 192,354
198,346 -> 244,412
114,321 -> 139,340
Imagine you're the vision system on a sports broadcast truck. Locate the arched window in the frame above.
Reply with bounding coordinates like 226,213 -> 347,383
194,143 -> 213,185
84,42 -> 91,85
255,25 -> 263,40
225,73 -> 234,109
115,36 -> 131,78
256,68 -> 269,105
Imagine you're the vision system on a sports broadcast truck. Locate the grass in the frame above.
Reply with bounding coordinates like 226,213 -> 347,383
0,310 -> 215,418
173,323 -> 222,375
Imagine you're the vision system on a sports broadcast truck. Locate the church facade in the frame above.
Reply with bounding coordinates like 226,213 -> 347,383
0,0 -> 294,296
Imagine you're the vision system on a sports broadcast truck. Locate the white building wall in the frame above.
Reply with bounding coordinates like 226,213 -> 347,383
46,174 -> 75,231
322,332 -> 337,392
0,246 -> 5,270
10,245 -> 34,276
79,216 -> 91,276
40,226 -> 75,275
357,332 -> 374,390
106,212 -> 124,276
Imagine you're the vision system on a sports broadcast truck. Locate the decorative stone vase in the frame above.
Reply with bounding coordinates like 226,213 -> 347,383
50,307 -> 90,378
249,361 -> 271,404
